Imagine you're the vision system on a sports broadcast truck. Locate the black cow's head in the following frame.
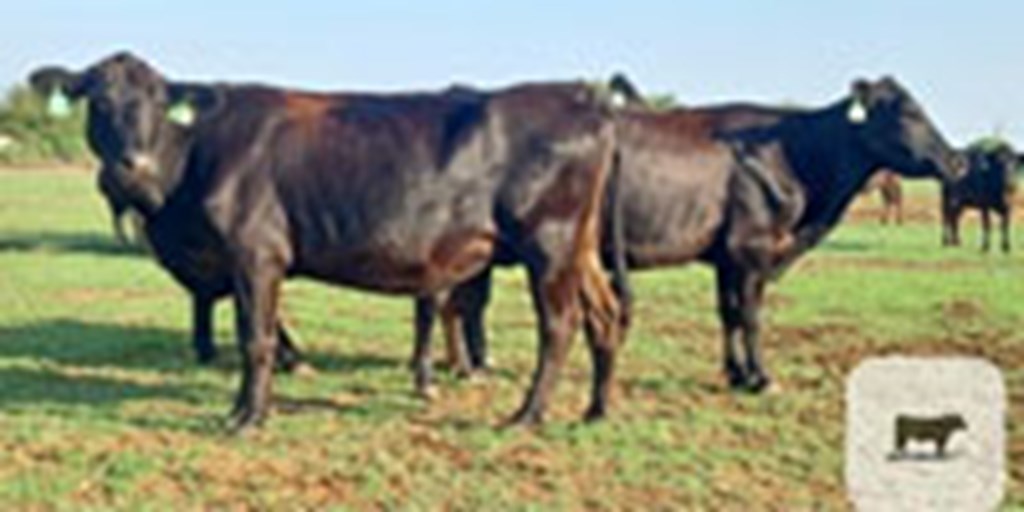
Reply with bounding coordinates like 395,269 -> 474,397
846,77 -> 967,182
29,52 -> 221,216
981,145 -> 1020,192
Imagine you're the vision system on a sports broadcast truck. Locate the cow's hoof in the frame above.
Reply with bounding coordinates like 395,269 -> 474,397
226,408 -> 267,436
743,374 -> 772,394
275,354 -> 309,374
724,366 -> 748,390
501,408 -> 544,429
196,352 -> 218,366
450,364 -> 473,380
415,385 -> 439,402
288,361 -> 318,378
463,368 -> 491,384
582,404 -> 607,423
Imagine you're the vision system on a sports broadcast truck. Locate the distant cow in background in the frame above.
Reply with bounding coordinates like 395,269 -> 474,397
862,170 -> 903,225
941,145 -> 1019,252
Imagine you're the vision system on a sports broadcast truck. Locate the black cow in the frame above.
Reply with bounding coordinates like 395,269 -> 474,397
941,145 -> 1018,252
30,52 -> 626,430
87,98 -> 307,372
424,75 -> 966,392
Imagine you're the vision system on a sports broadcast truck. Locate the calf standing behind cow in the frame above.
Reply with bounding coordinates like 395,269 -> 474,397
941,145 -> 1019,252
426,75 -> 967,393
31,52 -> 628,431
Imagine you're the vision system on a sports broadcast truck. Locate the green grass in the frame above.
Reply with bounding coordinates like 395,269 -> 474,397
0,170 -> 1022,510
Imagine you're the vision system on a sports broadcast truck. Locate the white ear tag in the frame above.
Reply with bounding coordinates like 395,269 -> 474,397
847,99 -> 868,124
47,88 -> 72,119
610,90 -> 627,108
166,101 -> 196,127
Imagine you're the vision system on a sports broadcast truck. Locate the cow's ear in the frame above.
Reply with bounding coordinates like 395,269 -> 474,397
29,66 -> 89,118
166,83 -> 224,127
847,79 -> 873,125
29,66 -> 87,97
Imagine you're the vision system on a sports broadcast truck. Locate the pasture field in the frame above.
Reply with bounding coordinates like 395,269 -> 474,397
0,168 -> 1021,510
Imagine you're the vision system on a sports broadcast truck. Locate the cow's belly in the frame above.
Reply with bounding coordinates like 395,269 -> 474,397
620,188 -> 725,269
294,227 -> 497,295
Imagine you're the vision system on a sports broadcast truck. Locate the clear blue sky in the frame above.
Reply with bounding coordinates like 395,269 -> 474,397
2,1 -> 1022,145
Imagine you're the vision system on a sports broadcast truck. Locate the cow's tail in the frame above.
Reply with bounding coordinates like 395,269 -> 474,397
608,73 -> 646,109
605,149 -> 632,329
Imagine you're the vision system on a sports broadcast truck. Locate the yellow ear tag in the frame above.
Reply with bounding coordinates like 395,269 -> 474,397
847,99 -> 868,124
47,88 -> 72,119
167,101 -> 196,127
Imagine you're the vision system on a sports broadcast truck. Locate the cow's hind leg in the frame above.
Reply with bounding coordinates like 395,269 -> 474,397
228,253 -> 284,433
439,302 -> 471,377
457,267 -> 493,371
579,252 -> 623,422
505,259 -> 580,427
275,323 -> 310,374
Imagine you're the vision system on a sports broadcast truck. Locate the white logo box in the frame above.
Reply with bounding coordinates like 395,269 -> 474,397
845,357 -> 1005,511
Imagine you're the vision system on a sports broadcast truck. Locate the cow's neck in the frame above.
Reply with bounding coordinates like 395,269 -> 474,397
778,100 -> 879,245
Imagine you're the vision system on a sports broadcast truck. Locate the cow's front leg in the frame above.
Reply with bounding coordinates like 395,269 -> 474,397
950,208 -> 962,246
228,254 -> 283,433
999,209 -> 1011,253
942,202 -> 960,247
715,265 -> 745,388
410,296 -> 438,399
980,208 -> 992,252
192,294 -> 218,364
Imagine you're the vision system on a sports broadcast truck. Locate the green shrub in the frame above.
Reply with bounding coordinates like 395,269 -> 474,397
0,85 -> 90,166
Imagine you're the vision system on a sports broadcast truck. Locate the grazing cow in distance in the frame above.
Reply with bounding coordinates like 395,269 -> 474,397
862,170 -> 903,225
942,145 -> 1019,252
31,52 -> 627,431
428,74 -> 967,393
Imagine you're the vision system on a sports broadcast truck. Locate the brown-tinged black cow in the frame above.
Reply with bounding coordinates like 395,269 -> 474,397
85,105 -> 307,372
30,52 -> 625,431
427,75 -> 965,393
942,145 -> 1018,252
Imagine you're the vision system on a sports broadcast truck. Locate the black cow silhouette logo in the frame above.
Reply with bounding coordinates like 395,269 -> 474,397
893,413 -> 968,458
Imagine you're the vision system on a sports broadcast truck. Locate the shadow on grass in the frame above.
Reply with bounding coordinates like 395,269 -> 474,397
0,365 -> 207,409
0,318 -> 423,430
0,318 -> 405,375
0,231 -> 143,257
820,238 -> 874,253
